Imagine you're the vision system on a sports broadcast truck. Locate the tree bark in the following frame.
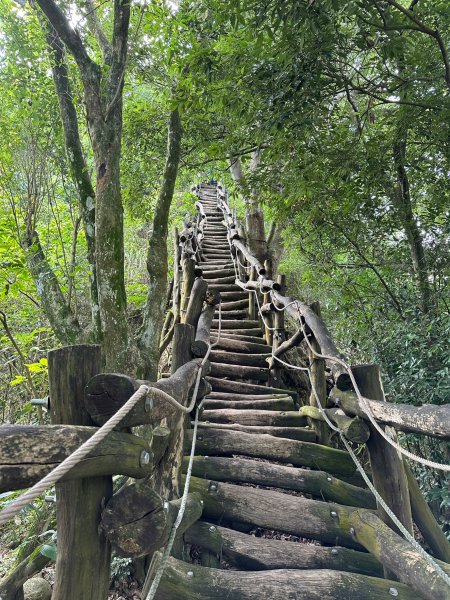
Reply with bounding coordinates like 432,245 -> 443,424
138,109 -> 183,379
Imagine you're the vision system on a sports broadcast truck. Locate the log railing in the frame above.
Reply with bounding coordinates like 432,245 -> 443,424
210,181 -> 450,573
0,237 -> 218,600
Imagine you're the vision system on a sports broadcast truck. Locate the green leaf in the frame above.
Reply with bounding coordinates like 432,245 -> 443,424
40,543 -> 57,561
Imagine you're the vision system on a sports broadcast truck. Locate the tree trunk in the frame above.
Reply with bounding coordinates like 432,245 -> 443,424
138,109 -> 183,379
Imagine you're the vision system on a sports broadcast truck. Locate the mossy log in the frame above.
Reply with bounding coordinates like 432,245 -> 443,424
183,456 -> 375,508
0,544 -> 52,600
330,387 -> 450,440
199,408 -> 307,427
150,555 -> 420,599
184,521 -> 382,576
185,476 -> 363,548
202,397 -> 293,411
0,424 -> 153,492
191,305 -> 215,357
185,428 -> 356,476
298,405 -> 370,443
348,509 -> 450,600
206,376 -> 297,400
100,480 -> 202,557
85,358 -> 209,427
209,350 -> 269,367
184,277 -> 208,328
209,362 -> 269,382
196,421 -> 315,441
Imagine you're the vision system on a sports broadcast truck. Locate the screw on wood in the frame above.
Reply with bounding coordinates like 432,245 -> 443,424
330,511 -> 337,518
140,451 -> 150,466
144,397 -> 154,412
389,588 -> 398,597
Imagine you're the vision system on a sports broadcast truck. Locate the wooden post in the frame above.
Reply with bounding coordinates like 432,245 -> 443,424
173,228 -> 181,325
308,302 -> 329,445
262,258 -> 273,346
180,256 -> 196,322
351,364 -> 413,579
248,267 -> 256,320
269,274 -> 285,387
48,345 -> 111,600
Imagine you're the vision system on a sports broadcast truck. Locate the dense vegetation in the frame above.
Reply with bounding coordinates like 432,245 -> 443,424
1,0 -> 449,588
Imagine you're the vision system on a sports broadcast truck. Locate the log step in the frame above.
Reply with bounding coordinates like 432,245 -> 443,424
212,290 -> 247,300
206,392 -> 289,401
209,350 -> 269,367
206,376 -> 296,399
210,336 -> 271,353
154,556 -> 414,600
184,476 -> 361,546
211,328 -> 264,338
202,269 -> 235,278
212,319 -> 260,329
200,409 -> 304,427
210,362 -> 269,382
183,457 -> 375,509
202,397 -> 292,410
215,299 -> 248,311
196,422 -> 316,442
217,310 -> 248,319
184,521 -> 382,575
203,276 -> 236,285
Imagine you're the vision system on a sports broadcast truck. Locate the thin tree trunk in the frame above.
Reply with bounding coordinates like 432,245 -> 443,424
138,109 -> 183,379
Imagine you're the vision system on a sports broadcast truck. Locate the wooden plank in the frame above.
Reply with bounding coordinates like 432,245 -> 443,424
206,376 -> 296,399
183,456 -> 375,508
184,521 -> 382,576
202,397 -> 293,410
209,362 -> 269,382
186,428 -> 355,476
196,421 -> 315,442
200,408 -> 304,427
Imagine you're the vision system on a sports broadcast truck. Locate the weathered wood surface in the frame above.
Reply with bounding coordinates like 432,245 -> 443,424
191,304 -> 215,357
206,376 -> 296,399
180,257 -> 196,319
212,318 -> 260,329
212,327 -> 264,338
206,391 -> 290,401
272,290 -> 352,390
202,397 -> 294,411
184,277 -> 208,327
0,544 -> 52,600
330,387 -> 450,440
209,361 -> 269,382
351,365 -> 413,544
298,405 -> 370,443
171,322 -> 195,373
0,424 -> 154,491
100,479 -> 203,557
211,330 -> 267,344
196,421 -> 316,441
48,344 -> 111,600
348,509 -> 450,600
85,358 -> 209,427
199,408 -> 306,427
183,456 -> 375,508
184,521 -> 382,576
185,476 -> 364,549
405,464 -> 450,563
151,556 -> 420,600
209,350 -> 269,367
186,428 -> 356,476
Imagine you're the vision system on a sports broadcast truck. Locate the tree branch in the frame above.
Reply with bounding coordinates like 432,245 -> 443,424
84,0 -> 112,64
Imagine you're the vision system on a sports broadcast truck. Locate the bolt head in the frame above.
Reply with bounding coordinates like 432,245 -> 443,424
209,525 -> 216,532
140,451 -> 150,466
144,397 -> 153,412
389,588 -> 398,597
209,484 -> 217,492
327,477 -> 332,482
331,548 -> 338,555
187,571 -> 194,578
330,511 -> 337,518
350,527 -> 355,535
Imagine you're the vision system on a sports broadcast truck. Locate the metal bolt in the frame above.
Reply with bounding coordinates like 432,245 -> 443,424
331,548 -> 338,555
31,396 -> 50,410
330,511 -> 337,518
327,477 -> 332,482
280,412 -> 286,416
204,456 -> 209,459
200,500 -> 204,505
389,588 -> 398,597
198,435 -> 203,441
140,451 -> 150,466
209,483 -> 218,492
350,527 -> 355,536
144,397 -> 153,412
209,525 -> 216,532
187,571 -> 194,578
164,501 -> 170,511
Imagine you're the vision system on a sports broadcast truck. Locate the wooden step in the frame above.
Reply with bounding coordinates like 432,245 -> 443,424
206,376 -> 296,399
196,422 -> 316,442
203,275 -> 236,285
155,556 -> 408,600
202,397 -> 293,410
206,392 -> 289,401
209,350 -> 269,367
208,285 -> 242,294
218,310 -> 248,319
184,521 -> 382,575
200,409 -> 304,427
210,336 -> 271,353
209,362 -> 269,382
184,476 -> 361,546
215,299 -> 248,311
202,268 -> 235,278
184,457 -> 375,509
212,319 -> 260,329
211,328 -> 264,338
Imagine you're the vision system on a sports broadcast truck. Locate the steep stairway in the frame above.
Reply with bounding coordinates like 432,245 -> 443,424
166,184 -> 417,599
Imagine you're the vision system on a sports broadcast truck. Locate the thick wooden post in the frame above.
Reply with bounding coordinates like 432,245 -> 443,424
270,274 -> 285,387
248,267 -> 256,320
351,364 -> 413,579
48,345 -> 111,600
180,256 -> 196,322
262,259 -> 273,346
308,302 -> 329,445
173,228 -> 181,324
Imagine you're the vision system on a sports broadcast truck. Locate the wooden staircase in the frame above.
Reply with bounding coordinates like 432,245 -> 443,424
154,184 -> 419,599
